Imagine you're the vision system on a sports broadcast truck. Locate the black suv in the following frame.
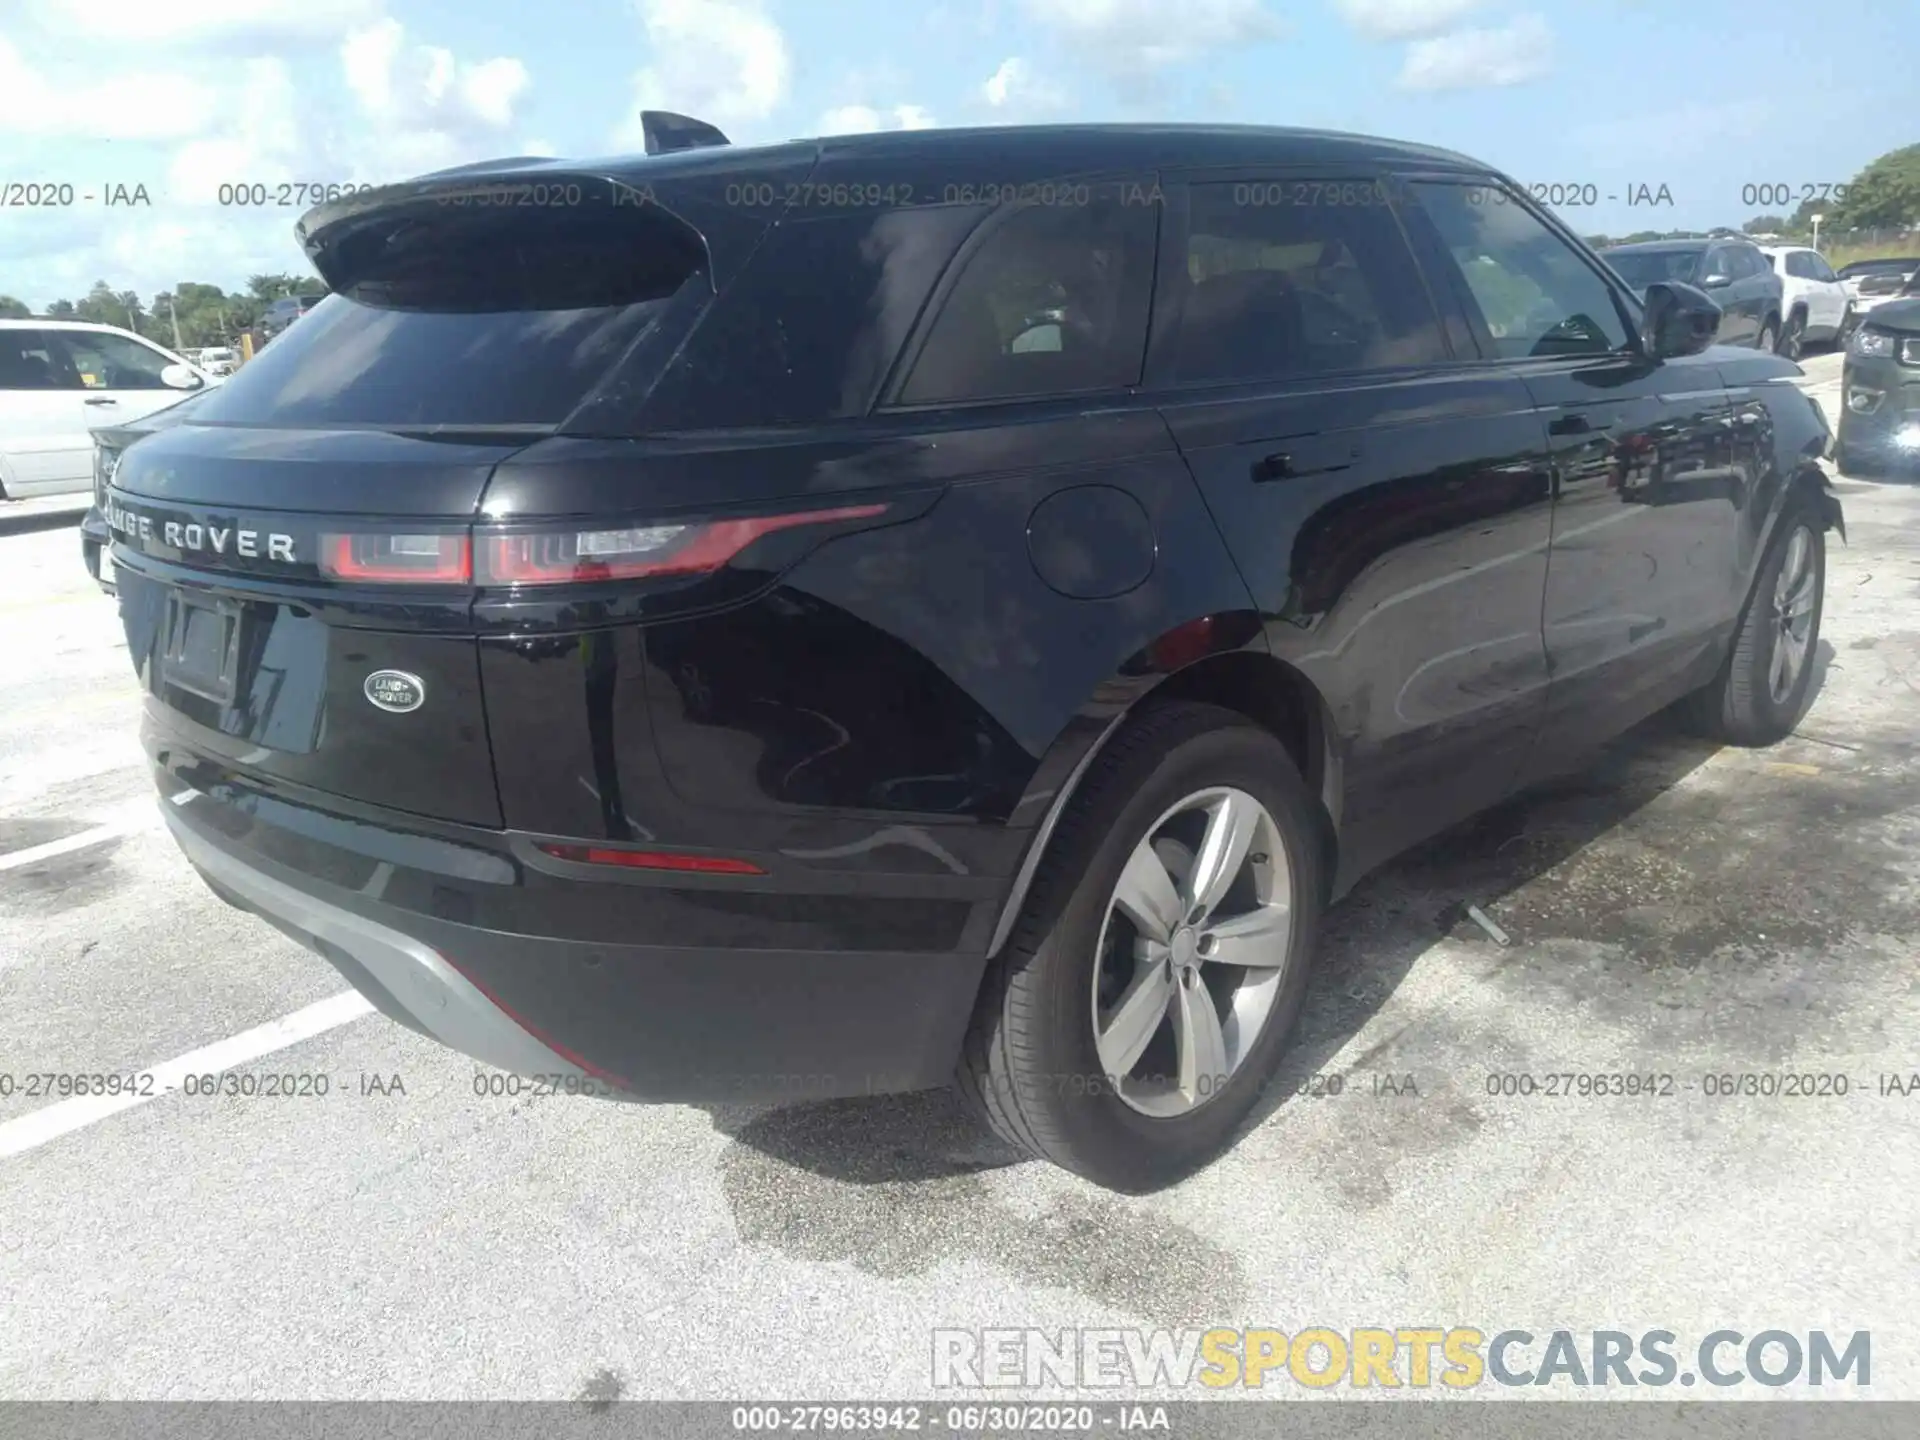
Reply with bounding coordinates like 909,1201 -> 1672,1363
255,292 -> 326,346
104,118 -> 1843,1191
1837,291 -> 1920,475
1600,238 -> 1785,351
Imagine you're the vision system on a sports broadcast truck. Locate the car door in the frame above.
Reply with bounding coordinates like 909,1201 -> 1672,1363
1802,250 -> 1846,333
1144,170 -> 1556,887
0,327 -> 95,495
1698,245 -> 1747,343
1397,179 -> 1748,782
51,329 -> 202,430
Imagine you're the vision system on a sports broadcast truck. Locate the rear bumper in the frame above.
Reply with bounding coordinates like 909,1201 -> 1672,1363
154,727 -> 994,1104
79,506 -> 115,594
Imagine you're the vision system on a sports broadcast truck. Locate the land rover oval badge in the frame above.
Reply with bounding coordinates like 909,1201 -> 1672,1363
364,670 -> 425,713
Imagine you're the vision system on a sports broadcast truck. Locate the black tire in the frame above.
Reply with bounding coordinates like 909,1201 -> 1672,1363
1686,498 -> 1825,746
1776,309 -> 1806,360
1755,317 -> 1779,353
957,700 -> 1326,1193
1836,307 -> 1858,348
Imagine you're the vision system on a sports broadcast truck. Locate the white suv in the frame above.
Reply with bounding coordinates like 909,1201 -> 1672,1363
0,319 -> 219,499
1756,246 -> 1854,359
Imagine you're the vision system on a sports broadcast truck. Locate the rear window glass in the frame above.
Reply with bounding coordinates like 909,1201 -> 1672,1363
189,206 -> 705,428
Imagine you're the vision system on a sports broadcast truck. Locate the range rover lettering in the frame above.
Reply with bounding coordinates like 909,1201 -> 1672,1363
111,116 -> 1843,1191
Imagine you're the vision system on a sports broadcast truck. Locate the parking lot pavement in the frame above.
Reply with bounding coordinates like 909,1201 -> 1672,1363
1,403 -> 1916,1402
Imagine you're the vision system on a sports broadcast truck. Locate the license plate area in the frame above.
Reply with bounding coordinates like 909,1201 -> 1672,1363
160,591 -> 242,705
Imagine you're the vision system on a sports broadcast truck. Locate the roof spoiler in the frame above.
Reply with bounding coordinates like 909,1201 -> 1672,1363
640,110 -> 730,156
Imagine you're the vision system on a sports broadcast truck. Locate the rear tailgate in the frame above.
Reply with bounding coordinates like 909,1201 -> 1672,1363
110,429 -> 530,827
110,156 -> 797,827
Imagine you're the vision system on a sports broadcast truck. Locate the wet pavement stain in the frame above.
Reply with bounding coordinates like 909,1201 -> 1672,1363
576,1367 -> 625,1410
0,838 -> 127,916
712,1090 -> 1244,1327
0,817 -> 93,854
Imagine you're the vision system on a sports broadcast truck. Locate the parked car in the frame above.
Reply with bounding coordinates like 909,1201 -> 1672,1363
198,346 -> 239,377
80,387 -> 211,592
1836,295 -> 1920,475
106,119 -> 1842,1191
1838,257 -> 1920,324
1600,238 -> 1783,350
1757,244 -> 1853,356
255,293 -> 327,347
0,320 -> 219,499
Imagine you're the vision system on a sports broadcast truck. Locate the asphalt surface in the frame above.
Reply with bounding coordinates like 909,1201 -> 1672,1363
2,352 -> 1918,1401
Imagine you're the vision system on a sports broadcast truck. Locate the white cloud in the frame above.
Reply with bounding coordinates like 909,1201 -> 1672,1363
1022,0 -> 1284,74
0,36 -> 217,140
1396,13 -> 1551,90
815,104 -> 937,136
1334,0 -> 1485,41
615,0 -> 789,147
343,19 -> 529,134
25,0 -> 382,47
981,56 -> 1068,111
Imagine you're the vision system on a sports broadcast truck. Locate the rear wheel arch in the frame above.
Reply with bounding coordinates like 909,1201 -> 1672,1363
984,648 -> 1341,958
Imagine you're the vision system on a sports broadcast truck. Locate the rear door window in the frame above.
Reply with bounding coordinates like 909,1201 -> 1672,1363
897,184 -> 1159,406
1166,179 -> 1448,384
0,330 -> 81,390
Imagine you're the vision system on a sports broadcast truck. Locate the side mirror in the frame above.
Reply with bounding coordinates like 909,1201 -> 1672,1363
1642,281 -> 1721,359
160,363 -> 204,390
1700,272 -> 1732,289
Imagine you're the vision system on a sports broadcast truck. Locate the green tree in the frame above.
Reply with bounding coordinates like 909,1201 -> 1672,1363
44,299 -> 76,318
0,295 -> 30,319
1830,143 -> 1920,230
1743,215 -> 1788,234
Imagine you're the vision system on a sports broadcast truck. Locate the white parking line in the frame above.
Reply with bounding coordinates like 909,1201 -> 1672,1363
0,797 -> 163,874
0,990 -> 375,1160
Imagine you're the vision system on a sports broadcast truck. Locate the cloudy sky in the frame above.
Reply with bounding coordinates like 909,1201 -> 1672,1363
0,0 -> 1912,308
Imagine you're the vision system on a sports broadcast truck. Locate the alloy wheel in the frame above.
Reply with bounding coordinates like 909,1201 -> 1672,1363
1778,317 -> 1805,360
1091,786 -> 1294,1118
1769,525 -> 1817,704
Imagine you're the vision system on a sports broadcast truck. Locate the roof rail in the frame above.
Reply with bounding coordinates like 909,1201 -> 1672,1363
640,111 -> 730,156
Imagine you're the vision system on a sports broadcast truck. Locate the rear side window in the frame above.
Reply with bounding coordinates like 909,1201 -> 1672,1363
0,330 -> 79,390
1411,182 -> 1630,359
642,204 -> 987,429
1168,180 -> 1447,383
898,186 -> 1158,406
190,205 -> 704,428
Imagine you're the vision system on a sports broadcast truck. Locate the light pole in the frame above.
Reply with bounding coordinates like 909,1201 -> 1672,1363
167,294 -> 183,351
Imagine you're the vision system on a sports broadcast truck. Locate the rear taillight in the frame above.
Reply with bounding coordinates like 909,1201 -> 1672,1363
535,842 -> 765,875
476,504 -> 888,586
319,532 -> 472,583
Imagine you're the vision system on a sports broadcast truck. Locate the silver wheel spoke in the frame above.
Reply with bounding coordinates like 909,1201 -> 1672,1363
1091,783 -> 1294,1119
1185,790 -> 1258,922
1770,632 -> 1794,697
1172,979 -> 1229,1106
1097,964 -> 1173,1078
1114,841 -> 1183,944
1204,905 -> 1291,969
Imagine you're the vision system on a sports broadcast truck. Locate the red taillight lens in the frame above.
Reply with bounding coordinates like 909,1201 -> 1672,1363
319,532 -> 472,584
476,504 -> 888,586
536,843 -> 765,875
